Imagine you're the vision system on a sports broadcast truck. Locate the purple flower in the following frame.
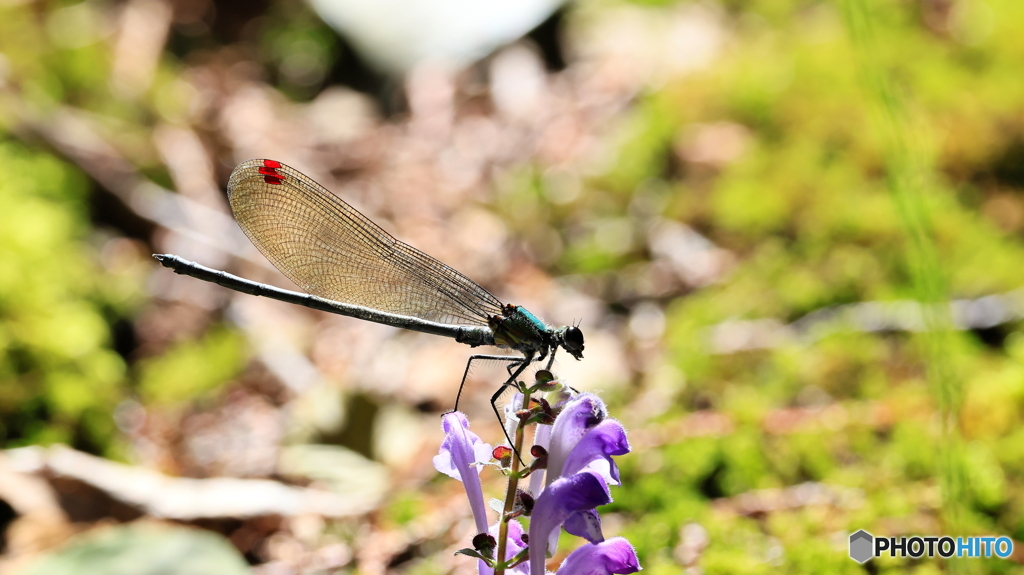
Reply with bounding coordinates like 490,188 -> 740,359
546,394 -> 615,489
479,519 -> 529,575
529,471 -> 612,575
437,388 -> 637,575
561,419 -> 630,486
526,393 -> 632,573
557,538 -> 642,575
434,411 -> 492,534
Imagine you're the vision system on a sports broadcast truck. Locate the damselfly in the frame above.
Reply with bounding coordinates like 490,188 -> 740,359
155,159 -> 584,427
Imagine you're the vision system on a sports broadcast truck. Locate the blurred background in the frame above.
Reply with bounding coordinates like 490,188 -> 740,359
1,0 -> 1023,573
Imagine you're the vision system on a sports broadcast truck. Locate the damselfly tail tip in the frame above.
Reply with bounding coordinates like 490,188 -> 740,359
152,254 -> 186,271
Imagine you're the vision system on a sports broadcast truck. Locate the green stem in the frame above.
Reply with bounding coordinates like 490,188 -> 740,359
494,388 -> 531,575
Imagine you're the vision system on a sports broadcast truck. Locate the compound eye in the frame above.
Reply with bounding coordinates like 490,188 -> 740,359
564,326 -> 585,352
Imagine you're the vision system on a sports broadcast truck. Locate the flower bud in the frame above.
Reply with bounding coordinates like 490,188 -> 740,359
492,445 -> 513,468
472,533 -> 497,559
514,489 -> 535,516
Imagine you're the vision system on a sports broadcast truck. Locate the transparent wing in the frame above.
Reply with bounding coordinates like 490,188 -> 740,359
227,159 -> 504,326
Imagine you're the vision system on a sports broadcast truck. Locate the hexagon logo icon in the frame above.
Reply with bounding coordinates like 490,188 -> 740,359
849,530 -> 874,563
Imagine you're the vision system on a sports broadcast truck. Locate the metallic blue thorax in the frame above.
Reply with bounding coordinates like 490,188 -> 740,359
517,307 -> 548,332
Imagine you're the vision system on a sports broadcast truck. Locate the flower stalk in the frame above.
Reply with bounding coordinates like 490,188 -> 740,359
495,385 -> 531,575
436,371 -> 640,575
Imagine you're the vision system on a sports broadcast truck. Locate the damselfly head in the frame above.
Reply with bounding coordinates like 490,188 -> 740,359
562,326 -> 585,359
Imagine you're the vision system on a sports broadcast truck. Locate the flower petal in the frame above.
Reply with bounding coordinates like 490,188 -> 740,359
561,419 -> 630,486
546,394 -> 607,486
528,422 -> 553,497
434,412 -> 491,480
556,538 -> 642,575
435,412 -> 490,533
529,471 -> 612,575
564,508 -> 604,544
503,392 -> 526,445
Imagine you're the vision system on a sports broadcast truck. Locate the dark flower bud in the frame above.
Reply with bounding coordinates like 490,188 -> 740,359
515,489 -> 535,516
529,445 -> 549,473
472,533 -> 497,559
536,397 -> 556,418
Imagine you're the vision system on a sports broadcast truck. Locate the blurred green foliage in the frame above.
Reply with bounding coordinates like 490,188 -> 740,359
0,141 -> 127,451
3,0 -> 1024,572
0,129 -> 244,451
136,328 -> 245,405
563,0 -> 1024,572
0,0 -> 248,455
